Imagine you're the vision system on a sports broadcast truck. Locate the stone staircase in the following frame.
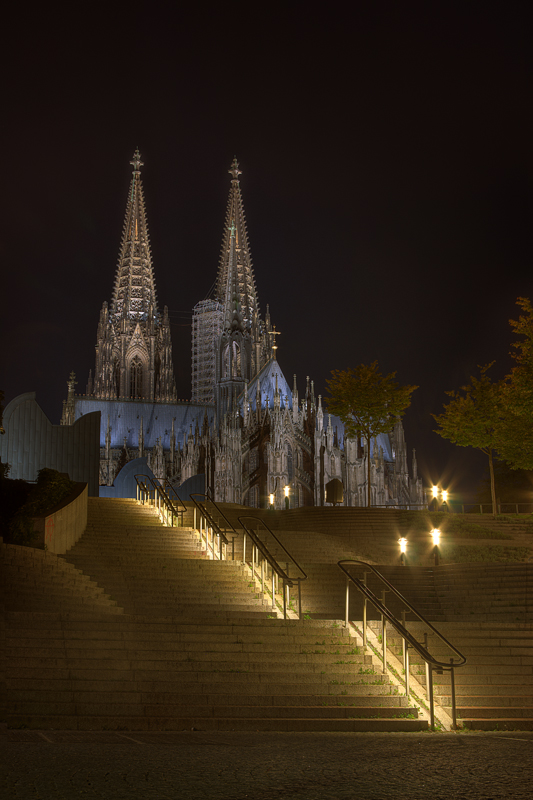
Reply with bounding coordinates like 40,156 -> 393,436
61,499 -> 272,619
226,510 -> 533,730
3,543 -> 123,615
3,498 -> 425,732
385,621 -> 533,731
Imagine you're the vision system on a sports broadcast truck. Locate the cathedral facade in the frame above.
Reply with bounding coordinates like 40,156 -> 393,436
62,152 -> 424,509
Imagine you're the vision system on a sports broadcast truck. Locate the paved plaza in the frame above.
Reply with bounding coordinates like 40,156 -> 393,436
2,727 -> 532,799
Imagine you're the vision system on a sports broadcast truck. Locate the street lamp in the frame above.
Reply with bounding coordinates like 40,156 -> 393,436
399,537 -> 407,566
284,485 -> 290,510
430,486 -> 449,512
269,493 -> 274,510
431,528 -> 441,566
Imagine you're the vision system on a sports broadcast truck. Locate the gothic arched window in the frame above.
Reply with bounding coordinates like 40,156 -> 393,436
130,356 -> 143,399
223,341 -> 241,379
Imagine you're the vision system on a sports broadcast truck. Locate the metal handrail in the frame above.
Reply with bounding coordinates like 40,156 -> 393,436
338,559 -> 467,730
189,492 -> 233,561
134,474 -> 152,504
134,474 -> 185,527
239,516 -> 307,620
161,479 -> 187,523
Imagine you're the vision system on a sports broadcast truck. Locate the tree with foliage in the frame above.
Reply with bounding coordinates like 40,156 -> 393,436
433,364 -> 504,516
325,362 -> 417,508
496,297 -> 533,470
476,461 -> 533,507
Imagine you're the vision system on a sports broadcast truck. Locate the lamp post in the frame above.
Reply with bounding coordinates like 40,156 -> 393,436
430,485 -> 449,512
431,528 -> 440,566
284,485 -> 290,510
399,537 -> 407,566
269,493 -> 274,511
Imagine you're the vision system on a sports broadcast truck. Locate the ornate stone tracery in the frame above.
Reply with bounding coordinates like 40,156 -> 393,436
62,153 -> 424,508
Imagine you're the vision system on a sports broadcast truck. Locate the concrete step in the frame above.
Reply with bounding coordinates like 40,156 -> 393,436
6,714 -> 427,732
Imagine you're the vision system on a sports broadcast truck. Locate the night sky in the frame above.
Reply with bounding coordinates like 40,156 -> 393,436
2,5 -> 531,503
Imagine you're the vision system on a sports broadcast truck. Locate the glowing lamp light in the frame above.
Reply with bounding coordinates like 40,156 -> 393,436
432,486 -> 439,499
399,537 -> 407,554
432,528 -> 441,546
284,485 -> 290,498
269,493 -> 274,506
442,490 -> 448,503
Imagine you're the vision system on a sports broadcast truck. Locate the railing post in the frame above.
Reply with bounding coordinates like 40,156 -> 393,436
243,532 -> 246,565
362,573 -> 368,648
401,610 -> 410,698
381,590 -> 387,674
423,632 -> 436,728
298,579 -> 302,621
282,579 -> 287,619
271,571 -> 276,610
450,658 -> 457,730
428,664 -> 435,730
405,642 -> 410,698
345,577 -> 350,627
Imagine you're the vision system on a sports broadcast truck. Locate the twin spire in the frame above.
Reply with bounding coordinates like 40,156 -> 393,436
111,149 -> 158,322
216,157 -> 259,334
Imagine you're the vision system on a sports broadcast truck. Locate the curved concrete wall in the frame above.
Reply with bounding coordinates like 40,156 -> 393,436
0,393 -> 100,496
32,482 -> 88,554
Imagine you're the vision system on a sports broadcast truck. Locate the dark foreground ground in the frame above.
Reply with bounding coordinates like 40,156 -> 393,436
2,728 -> 532,800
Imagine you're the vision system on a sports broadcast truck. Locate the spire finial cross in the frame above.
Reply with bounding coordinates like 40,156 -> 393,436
229,157 -> 241,181
271,326 -> 281,360
130,149 -> 144,175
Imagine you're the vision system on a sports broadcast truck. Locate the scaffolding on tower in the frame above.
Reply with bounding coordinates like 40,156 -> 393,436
191,299 -> 224,404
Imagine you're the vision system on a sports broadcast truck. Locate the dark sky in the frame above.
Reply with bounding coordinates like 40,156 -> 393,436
2,4 -> 531,502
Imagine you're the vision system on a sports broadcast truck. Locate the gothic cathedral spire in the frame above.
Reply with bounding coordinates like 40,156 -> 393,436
90,151 -> 176,402
111,150 -> 157,322
215,158 -> 259,333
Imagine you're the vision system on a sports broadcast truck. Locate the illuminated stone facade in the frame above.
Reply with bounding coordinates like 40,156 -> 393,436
62,153 -> 424,508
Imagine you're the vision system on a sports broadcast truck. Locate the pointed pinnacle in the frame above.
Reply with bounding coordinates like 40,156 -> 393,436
229,157 -> 241,181
130,149 -> 144,174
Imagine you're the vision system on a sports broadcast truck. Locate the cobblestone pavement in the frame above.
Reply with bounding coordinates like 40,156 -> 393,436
2,728 -> 532,799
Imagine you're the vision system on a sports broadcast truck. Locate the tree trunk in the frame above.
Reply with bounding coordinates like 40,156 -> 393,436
488,449 -> 497,517
366,434 -> 371,508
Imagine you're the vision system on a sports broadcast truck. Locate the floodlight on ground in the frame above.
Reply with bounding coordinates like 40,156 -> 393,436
442,490 -> 448,503
269,493 -> 274,510
284,485 -> 290,497
284,485 -> 290,510
432,486 -> 438,498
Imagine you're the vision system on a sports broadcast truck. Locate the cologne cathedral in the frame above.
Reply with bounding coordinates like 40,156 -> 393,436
61,151 -> 424,508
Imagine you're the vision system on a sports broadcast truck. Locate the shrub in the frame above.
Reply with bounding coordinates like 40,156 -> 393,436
5,469 -> 76,547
